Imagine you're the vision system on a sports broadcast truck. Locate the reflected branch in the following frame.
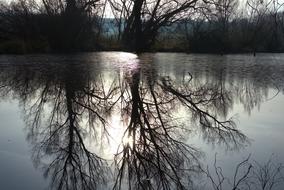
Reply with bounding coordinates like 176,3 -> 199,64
159,73 -> 247,149
113,70 -> 202,190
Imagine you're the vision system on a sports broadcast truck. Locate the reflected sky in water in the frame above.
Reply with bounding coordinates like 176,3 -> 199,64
0,52 -> 284,190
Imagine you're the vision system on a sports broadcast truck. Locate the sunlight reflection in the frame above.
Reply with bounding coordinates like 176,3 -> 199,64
112,52 -> 140,71
107,114 -> 133,156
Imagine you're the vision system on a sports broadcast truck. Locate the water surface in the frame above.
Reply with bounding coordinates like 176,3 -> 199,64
0,52 -> 284,189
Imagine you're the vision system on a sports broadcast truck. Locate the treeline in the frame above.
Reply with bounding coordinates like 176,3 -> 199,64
0,0 -> 102,53
1,0 -> 284,53
176,0 -> 284,53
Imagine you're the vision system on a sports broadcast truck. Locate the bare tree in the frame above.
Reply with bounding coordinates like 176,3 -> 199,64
212,0 -> 239,53
245,0 -> 271,55
109,0 -> 201,51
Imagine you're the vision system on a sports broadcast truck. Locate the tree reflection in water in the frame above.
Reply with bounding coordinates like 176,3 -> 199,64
0,61 -> 113,189
112,60 -> 250,189
113,66 -> 202,190
1,53 -> 279,189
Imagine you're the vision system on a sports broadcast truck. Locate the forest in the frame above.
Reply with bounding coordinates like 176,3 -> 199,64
0,0 -> 284,53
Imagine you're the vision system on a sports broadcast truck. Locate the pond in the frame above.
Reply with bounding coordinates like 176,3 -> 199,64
0,52 -> 284,190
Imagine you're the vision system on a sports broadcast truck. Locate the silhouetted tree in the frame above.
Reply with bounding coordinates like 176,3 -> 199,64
109,0 -> 201,52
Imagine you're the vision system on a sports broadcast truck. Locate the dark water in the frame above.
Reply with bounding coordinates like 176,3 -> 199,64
0,52 -> 284,190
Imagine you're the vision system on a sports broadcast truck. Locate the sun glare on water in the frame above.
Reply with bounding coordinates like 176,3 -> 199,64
105,114 -> 134,157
